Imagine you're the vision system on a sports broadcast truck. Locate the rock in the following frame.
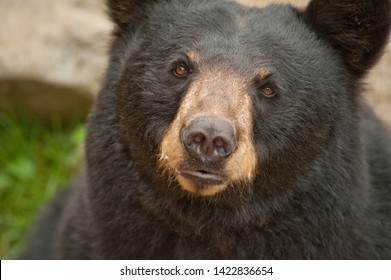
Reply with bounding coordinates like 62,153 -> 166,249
366,47 -> 391,129
0,0 -> 112,121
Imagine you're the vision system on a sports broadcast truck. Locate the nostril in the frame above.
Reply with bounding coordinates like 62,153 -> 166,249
184,132 -> 205,148
213,137 -> 225,148
193,133 -> 205,144
213,136 -> 234,158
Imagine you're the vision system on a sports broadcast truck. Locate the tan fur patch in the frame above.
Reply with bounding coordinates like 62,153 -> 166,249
258,68 -> 271,80
159,64 -> 258,196
177,176 -> 227,196
187,51 -> 200,65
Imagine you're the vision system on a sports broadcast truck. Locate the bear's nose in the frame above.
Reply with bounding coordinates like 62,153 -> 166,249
181,116 -> 237,163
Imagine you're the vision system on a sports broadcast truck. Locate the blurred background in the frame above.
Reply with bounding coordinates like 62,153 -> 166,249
0,0 -> 390,259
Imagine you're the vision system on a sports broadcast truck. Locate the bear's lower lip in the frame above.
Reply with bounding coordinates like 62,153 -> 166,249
179,169 -> 226,185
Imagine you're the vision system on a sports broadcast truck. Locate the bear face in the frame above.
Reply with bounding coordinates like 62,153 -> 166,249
107,0 -> 390,197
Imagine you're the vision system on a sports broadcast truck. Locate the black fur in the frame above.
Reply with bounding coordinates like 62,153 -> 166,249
22,0 -> 391,259
108,0 -> 158,29
304,0 -> 391,77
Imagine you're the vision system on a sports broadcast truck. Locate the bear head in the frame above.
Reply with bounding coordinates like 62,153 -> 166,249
90,0 -> 390,198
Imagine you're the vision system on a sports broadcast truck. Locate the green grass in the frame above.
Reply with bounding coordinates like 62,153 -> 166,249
0,112 -> 85,259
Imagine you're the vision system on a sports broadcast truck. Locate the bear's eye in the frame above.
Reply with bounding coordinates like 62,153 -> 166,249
173,65 -> 189,77
260,85 -> 275,97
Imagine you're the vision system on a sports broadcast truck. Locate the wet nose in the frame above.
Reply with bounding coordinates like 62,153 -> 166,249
181,116 -> 237,163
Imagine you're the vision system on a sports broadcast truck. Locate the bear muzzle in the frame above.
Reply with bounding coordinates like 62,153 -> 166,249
159,68 -> 258,196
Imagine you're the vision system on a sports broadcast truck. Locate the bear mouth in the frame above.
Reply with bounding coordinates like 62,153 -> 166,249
179,169 -> 226,186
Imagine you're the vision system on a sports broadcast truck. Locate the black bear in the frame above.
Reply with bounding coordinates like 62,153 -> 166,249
22,0 -> 391,259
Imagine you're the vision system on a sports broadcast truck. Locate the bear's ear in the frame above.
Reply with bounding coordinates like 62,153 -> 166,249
303,0 -> 391,78
108,0 -> 158,29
